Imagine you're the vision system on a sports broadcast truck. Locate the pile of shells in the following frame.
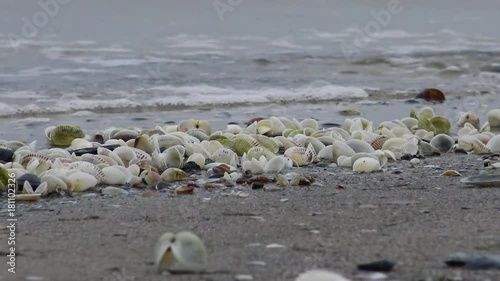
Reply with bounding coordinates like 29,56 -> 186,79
1,107 -> 500,199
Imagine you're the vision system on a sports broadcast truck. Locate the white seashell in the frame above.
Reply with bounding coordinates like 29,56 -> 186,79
269,116 -> 287,134
300,118 -> 319,130
337,155 -> 352,167
487,109 -> 500,128
400,142 -> 418,155
210,148 -> 238,166
418,106 -> 435,119
352,157 -> 380,173
242,158 -> 266,175
346,139 -> 374,153
401,117 -> 418,130
41,175 -> 68,193
264,156 -> 293,173
186,153 -> 205,169
486,134 -> 500,153
317,141 -> 355,162
102,186 -> 128,196
256,119 -> 272,135
178,119 -> 196,132
225,124 -> 243,134
458,135 -> 492,154
101,166 -> 128,185
276,172 -> 300,186
381,137 -> 407,151
67,161 -> 104,183
284,144 -> 316,166
457,111 -> 480,129
97,147 -> 125,166
68,171 -> 98,192
154,231 -> 207,273
140,169 -> 162,186
295,269 -> 350,281
68,138 -> 94,150
161,168 -> 187,182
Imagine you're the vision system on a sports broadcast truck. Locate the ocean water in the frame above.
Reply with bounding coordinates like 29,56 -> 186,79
1,0 -> 500,142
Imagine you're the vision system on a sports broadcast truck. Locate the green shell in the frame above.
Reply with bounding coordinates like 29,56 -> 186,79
0,167 -> 9,191
50,125 -> 85,146
409,108 -> 418,119
431,116 -> 451,134
418,117 -> 435,132
252,134 -> 279,154
245,146 -> 275,161
232,134 -> 259,156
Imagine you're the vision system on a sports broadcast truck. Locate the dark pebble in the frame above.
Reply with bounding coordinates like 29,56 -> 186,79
0,148 -> 14,162
182,161 -> 201,172
68,144 -> 121,156
17,173 -> 41,192
251,182 -> 264,190
357,260 -> 395,272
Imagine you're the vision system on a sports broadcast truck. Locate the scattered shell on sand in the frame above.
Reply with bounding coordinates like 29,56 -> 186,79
154,231 -> 207,273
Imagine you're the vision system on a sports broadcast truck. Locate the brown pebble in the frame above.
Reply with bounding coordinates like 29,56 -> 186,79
236,178 -> 251,184
204,183 -> 221,189
415,88 -> 445,102
249,175 -> 271,183
175,186 -> 194,194
224,181 -> 235,187
336,185 -> 346,189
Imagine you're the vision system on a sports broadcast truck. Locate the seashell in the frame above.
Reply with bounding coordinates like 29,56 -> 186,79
346,139 -> 374,154
295,269 -> 350,281
245,146 -> 275,161
457,112 -> 480,129
47,125 -> 85,146
232,134 -> 259,156
225,124 -> 243,134
486,134 -> 500,153
19,153 -> 51,168
41,175 -> 68,193
134,135 -> 154,154
284,144 -> 316,166
80,154 -> 117,167
68,171 -> 98,192
152,147 -> 183,170
210,148 -> 238,166
418,107 -> 435,119
256,119 -> 272,135
458,135 -> 492,154
97,147 -> 125,166
415,88 -> 445,102
187,129 -> 209,141
154,231 -> 207,273
414,129 -> 434,142
430,134 -> 454,153
352,157 -> 380,173
102,186 -> 129,196
317,141 -> 355,162
279,116 -> 298,130
418,117 -> 435,133
161,168 -> 187,182
15,181 -> 48,201
101,166 -> 128,185
300,118 -> 319,130
461,174 -> 500,187
140,169 -> 162,186
381,137 -> 407,151
268,116 -> 286,134
419,142 -> 441,156
242,157 -> 266,175
350,153 -> 379,167
265,156 -> 293,173
186,153 -> 205,169
401,117 -> 418,130
302,137 -> 326,154
430,116 -> 451,134
68,161 -> 104,183
400,142 -> 419,155
178,119 -> 196,132
252,134 -> 279,154
369,135 -> 388,150
441,170 -> 462,177
487,109 -> 500,128
17,173 -> 41,192
193,120 -> 211,135
335,155 -> 350,167
276,172 -> 301,186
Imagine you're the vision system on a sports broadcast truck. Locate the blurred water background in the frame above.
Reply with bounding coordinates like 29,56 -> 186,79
1,0 -> 499,142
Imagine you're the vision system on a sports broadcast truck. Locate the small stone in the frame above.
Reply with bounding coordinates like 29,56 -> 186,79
357,260 -> 395,272
234,274 -> 253,281
247,261 -> 266,266
102,186 -> 129,196
251,182 -> 264,190
266,243 -> 285,249
410,158 -> 420,166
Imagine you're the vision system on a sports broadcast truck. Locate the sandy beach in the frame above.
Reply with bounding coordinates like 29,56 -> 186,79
1,153 -> 499,281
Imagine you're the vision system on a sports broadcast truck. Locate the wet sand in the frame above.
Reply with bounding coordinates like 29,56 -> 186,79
1,153 -> 500,281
